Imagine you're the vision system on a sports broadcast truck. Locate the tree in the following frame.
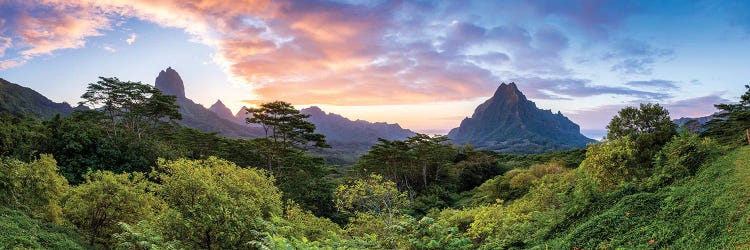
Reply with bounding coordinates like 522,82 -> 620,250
355,134 -> 458,193
63,171 -> 165,247
80,77 -> 181,139
154,157 -> 283,250
245,101 -> 328,172
0,155 -> 68,223
0,113 -> 49,161
606,103 -> 676,168
335,174 -> 408,249
704,84 -> 750,145
245,101 -> 327,150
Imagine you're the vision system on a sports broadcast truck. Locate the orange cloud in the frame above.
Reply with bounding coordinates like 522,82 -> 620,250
2,0 -> 499,105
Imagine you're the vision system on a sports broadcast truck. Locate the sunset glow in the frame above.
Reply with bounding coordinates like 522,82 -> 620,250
2,0 -> 750,137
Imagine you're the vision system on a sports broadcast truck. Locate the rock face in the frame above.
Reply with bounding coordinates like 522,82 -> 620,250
0,78 -> 75,119
153,67 -> 263,138
154,67 -> 186,98
447,82 -> 594,153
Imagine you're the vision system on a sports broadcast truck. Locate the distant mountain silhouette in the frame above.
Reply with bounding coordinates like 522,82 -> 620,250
154,67 -> 263,138
209,100 -> 236,122
673,114 -> 717,133
234,106 -> 251,125
0,78 -> 78,119
301,106 -> 415,144
447,82 -> 594,153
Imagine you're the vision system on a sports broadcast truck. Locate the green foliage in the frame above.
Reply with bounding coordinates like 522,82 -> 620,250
354,134 -> 458,193
455,151 -> 502,192
0,155 -> 68,223
154,157 -> 283,249
272,150 -> 339,220
581,137 -> 640,190
281,204 -> 343,241
649,132 -> 721,187
544,147 -> 750,249
464,168 -> 596,248
470,161 -> 570,205
0,206 -> 86,249
63,171 -> 164,247
399,216 -> 474,250
606,103 -> 677,168
336,174 -> 409,249
704,84 -> 750,145
113,221 -> 179,250
0,113 -> 49,161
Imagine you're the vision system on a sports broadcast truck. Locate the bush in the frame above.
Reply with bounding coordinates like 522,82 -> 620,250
581,138 -> 640,190
0,155 -> 68,223
154,157 -> 283,249
648,132 -> 721,187
63,171 -> 164,247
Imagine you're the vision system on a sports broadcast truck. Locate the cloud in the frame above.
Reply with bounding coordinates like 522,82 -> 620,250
624,79 -> 678,90
126,33 -> 136,45
524,0 -> 643,38
0,36 -> 11,57
0,0 -> 656,105
567,94 -> 728,130
513,76 -> 671,100
0,0 -> 110,68
103,45 -> 116,52
604,39 -> 673,75
664,95 -> 728,119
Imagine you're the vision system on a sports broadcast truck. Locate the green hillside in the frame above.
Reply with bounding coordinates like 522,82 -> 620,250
0,78 -> 74,119
544,146 -> 750,249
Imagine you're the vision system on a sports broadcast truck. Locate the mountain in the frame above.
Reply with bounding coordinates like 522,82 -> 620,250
0,78 -> 75,119
301,106 -> 415,144
447,82 -> 594,153
673,114 -> 717,133
673,114 -> 715,127
298,106 -> 416,165
154,67 -> 263,138
234,106 -> 250,124
208,100 -> 236,122
154,67 -> 186,98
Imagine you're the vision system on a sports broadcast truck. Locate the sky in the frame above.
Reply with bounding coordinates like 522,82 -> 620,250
1,0 -> 749,138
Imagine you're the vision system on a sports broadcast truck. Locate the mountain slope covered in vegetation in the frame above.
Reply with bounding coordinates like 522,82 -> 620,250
0,78 -> 76,119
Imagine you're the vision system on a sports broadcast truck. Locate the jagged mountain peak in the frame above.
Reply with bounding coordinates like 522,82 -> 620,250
448,82 -> 594,153
209,99 -> 235,122
155,66 -> 185,98
301,106 -> 326,116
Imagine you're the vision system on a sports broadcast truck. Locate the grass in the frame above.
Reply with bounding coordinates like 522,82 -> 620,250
542,146 -> 750,249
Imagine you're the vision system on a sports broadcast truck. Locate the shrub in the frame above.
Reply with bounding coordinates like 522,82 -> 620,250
648,132 -> 721,187
63,171 -> 164,247
0,155 -> 68,223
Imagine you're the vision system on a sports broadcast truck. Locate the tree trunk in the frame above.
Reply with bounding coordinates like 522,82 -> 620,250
746,128 -> 750,145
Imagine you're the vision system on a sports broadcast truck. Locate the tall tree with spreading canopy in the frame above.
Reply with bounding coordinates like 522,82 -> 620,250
245,101 -> 327,149
245,101 -> 328,172
79,77 -> 181,139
